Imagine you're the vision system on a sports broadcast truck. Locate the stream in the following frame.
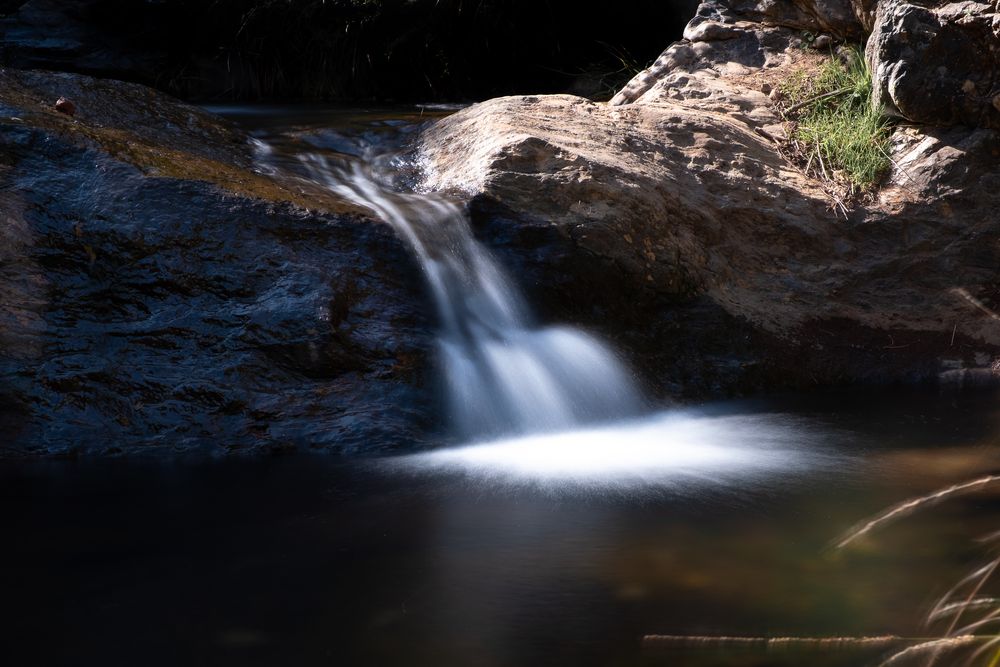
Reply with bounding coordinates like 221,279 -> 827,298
5,106 -> 1000,667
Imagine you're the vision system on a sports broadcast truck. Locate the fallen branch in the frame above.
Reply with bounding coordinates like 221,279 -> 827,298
784,86 -> 854,115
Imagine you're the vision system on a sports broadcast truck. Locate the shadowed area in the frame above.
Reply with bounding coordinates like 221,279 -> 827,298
4,390 -> 1000,666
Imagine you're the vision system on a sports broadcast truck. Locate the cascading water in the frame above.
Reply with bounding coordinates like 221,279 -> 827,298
293,151 -> 643,440
239,113 -> 828,490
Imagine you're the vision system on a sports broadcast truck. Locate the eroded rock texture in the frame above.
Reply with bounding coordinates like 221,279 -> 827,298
867,1 -> 1000,128
0,69 -> 433,457
417,0 -> 1000,395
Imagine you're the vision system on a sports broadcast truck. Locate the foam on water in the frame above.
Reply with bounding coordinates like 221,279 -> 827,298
265,136 -> 833,489
397,410 -> 831,489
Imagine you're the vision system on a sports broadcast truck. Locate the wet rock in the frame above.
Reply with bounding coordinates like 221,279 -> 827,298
0,69 -> 434,458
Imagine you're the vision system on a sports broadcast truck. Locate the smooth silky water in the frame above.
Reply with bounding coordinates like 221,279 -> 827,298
5,106 -> 1000,667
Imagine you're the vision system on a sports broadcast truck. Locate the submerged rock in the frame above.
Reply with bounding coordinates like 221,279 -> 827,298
0,68 -> 434,458
416,1 -> 1000,395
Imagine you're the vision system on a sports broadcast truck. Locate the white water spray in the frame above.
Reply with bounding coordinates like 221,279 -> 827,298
298,153 -> 643,439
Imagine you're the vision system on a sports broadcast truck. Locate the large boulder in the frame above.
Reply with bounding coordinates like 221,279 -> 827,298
866,1 -> 1000,128
617,0 -> 1000,131
0,68 -> 434,458
417,8 -> 1000,395
611,0 -> 873,107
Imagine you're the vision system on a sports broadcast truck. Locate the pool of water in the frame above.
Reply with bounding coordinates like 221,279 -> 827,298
5,388 -> 1000,666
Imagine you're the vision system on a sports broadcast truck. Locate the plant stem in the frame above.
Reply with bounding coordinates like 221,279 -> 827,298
784,86 -> 853,114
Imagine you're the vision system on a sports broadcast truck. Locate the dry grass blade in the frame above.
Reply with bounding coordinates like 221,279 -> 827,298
642,635 -> 927,652
835,476 -> 1000,549
878,636 -> 981,666
941,558 -> 1000,640
965,637 -> 1000,667
930,561 -> 1000,624
929,598 -> 1000,623
953,610 -> 1000,637
642,634 -> 905,648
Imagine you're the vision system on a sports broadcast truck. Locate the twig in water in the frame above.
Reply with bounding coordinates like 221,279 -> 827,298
642,634 -> 907,649
877,636 -> 982,666
929,598 -> 1000,623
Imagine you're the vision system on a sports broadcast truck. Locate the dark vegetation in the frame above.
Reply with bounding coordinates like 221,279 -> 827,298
0,0 -> 699,102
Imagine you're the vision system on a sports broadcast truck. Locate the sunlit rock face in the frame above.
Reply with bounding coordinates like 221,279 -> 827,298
416,1 -> 1000,396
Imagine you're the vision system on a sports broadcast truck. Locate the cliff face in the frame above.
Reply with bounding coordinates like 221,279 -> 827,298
416,0 -> 1000,394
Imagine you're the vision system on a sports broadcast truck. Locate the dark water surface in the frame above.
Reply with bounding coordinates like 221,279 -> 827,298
5,388 -> 1000,667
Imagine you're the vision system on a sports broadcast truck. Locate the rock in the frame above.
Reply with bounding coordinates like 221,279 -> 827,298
810,34 -> 833,49
53,96 -> 74,115
416,7 -> 1000,395
0,69 -> 434,458
686,0 -> 869,41
684,20 -> 741,43
866,0 -> 1000,128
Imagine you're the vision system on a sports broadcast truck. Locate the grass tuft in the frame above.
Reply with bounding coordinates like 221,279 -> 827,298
779,48 -> 892,194
836,476 -> 1000,666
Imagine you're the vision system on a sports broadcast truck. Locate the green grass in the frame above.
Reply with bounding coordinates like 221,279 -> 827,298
780,48 -> 892,192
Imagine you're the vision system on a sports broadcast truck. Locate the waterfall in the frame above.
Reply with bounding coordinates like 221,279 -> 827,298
296,151 -> 644,440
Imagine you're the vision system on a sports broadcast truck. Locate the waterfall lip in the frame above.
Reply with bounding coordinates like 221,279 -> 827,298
283,143 -> 648,441
389,410 -> 840,492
